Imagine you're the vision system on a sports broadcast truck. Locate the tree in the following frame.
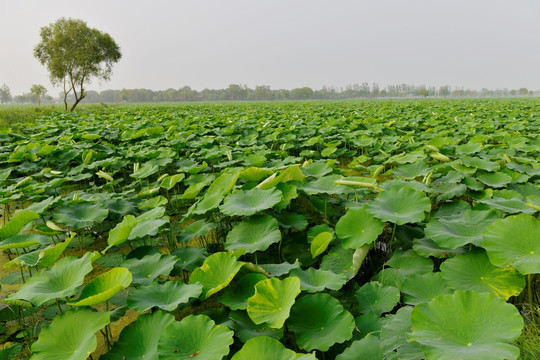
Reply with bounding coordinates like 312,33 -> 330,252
34,17 -> 121,112
30,84 -> 47,106
0,84 -> 12,104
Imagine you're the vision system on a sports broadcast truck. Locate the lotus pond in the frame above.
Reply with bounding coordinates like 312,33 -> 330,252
0,99 -> 539,359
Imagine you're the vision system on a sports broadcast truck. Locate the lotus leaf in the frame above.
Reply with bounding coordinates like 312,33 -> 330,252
103,311 -> 175,360
0,234 -> 48,251
189,251 -> 244,299
336,334 -> 383,360
380,307 -> 424,360
482,214 -> 540,274
160,173 -> 185,190
0,343 -> 22,360
177,220 -> 215,244
30,309 -> 109,360
336,206 -> 384,249
68,267 -> 132,306
478,189 -> 536,215
440,250 -> 524,299
231,336 -> 315,360
247,277 -> 301,328
220,273 -> 268,310
220,188 -> 282,216
127,281 -> 203,312
225,215 -> 281,253
289,267 -> 346,293
157,314 -> 234,360
367,186 -> 431,225
5,253 -> 93,306
193,172 -> 240,215
409,290 -> 523,360
229,310 -> 283,343
259,260 -> 300,277
300,175 -> 346,195
310,231 -> 333,257
5,236 -> 72,269
128,218 -> 169,240
122,253 -> 177,286
130,164 -> 159,179
104,215 -> 137,252
53,202 -> 109,229
0,210 -> 39,239
356,282 -> 400,315
402,272 -> 453,305
289,293 -> 355,351
171,246 -> 207,273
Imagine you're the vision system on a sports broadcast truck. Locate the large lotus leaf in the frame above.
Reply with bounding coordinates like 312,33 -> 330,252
219,273 -> 268,310
30,309 -> 109,360
274,212 -> 308,230
0,210 -> 39,239
0,234 -> 48,250
53,202 -> 109,229
5,253 -> 93,306
220,188 -> 282,216
139,196 -> 168,210
160,173 -> 185,190
189,251 -> 244,299
102,311 -> 175,360
104,215 -> 137,252
128,218 -> 169,240
127,281 -> 203,312
307,224 -> 334,243
409,290 -> 523,360
367,186 -> 431,225
157,314 -> 234,360
310,231 -> 333,258
300,175 -> 347,195
336,206 -> 384,249
171,246 -> 208,273
225,215 -> 281,253
0,343 -> 22,360
105,198 -> 137,217
122,253 -> 177,286
412,237 -> 466,259
476,171 -> 513,188
424,209 -> 500,249
440,250 -> 525,300
289,293 -> 355,352
373,250 -> 433,290
5,236 -> 72,269
239,167 -> 274,182
177,220 -> 215,244
301,162 -> 333,177
380,307 -> 424,360
131,164 -> 159,179
68,267 -> 132,306
320,244 -> 367,281
402,272 -> 453,305
259,260 -> 301,277
477,189 -> 536,215
247,277 -> 301,328
355,312 -> 386,338
231,336 -> 315,360
274,183 -> 299,210
355,282 -> 400,315
229,311 -> 283,343
193,172 -> 240,215
482,214 -> 540,274
289,268 -> 347,293
393,161 -> 431,178
336,334 -> 383,360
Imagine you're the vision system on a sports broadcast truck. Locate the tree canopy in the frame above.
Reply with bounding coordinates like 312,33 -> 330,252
34,17 -> 121,111
30,84 -> 47,106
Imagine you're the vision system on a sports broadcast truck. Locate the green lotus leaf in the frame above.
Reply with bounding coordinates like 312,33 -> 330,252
136,206 -> 166,221
127,281 -> 203,312
131,164 -> 159,179
193,172 -> 240,215
393,161 -> 431,178
355,282 -> 400,315
409,290 -> 524,360
160,173 -> 185,190
380,307 -> 424,360
440,249 -> 525,300
30,309 -> 109,360
310,231 -> 333,257
0,234 -> 48,251
477,189 -> 536,215
336,334 -> 383,360
355,312 -> 386,338
104,215 -> 137,252
300,175 -> 346,195
177,220 -> 216,244
189,251 -> 244,299
247,277 -> 301,328
105,199 -> 137,217
239,167 -> 274,182
289,267 -> 346,293
68,267 -> 132,306
128,218 -> 169,240
171,246 -> 208,273
5,253 -> 93,306
157,314 -> 234,360
320,244 -> 367,281
476,171 -> 513,188
138,196 -> 168,209
526,194 -> 540,211
307,224 -> 334,243
220,188 -> 282,216
301,162 -> 333,177
274,212 -> 308,230
220,273 -> 268,310
102,311 -> 175,360
53,202 -> 109,229
259,260 -> 300,277
412,236 -> 466,259
373,249 -> 433,290
0,210 -> 39,239
402,272 -> 453,305
274,183 -> 298,210
122,253 -> 177,286
5,236 -> 72,269
432,182 -> 468,202
367,186 -> 431,225
336,206 -> 384,249
482,214 -> 540,274
229,311 -> 283,343
0,343 -> 22,360
231,336 -> 315,360
289,293 -> 355,352
461,156 -> 500,171
225,215 -> 281,253
424,209 -> 500,249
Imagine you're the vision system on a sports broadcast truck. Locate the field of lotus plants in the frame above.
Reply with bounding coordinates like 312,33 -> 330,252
0,99 -> 539,359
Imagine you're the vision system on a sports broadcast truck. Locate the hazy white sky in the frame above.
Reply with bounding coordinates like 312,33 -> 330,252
1,0 -> 540,95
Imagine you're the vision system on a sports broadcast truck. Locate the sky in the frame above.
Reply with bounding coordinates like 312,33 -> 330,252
1,0 -> 540,95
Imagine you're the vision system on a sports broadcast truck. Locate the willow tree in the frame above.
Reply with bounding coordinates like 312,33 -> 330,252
34,18 -> 121,111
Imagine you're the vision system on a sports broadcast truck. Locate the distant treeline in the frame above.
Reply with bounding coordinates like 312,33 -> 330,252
1,83 -> 537,104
